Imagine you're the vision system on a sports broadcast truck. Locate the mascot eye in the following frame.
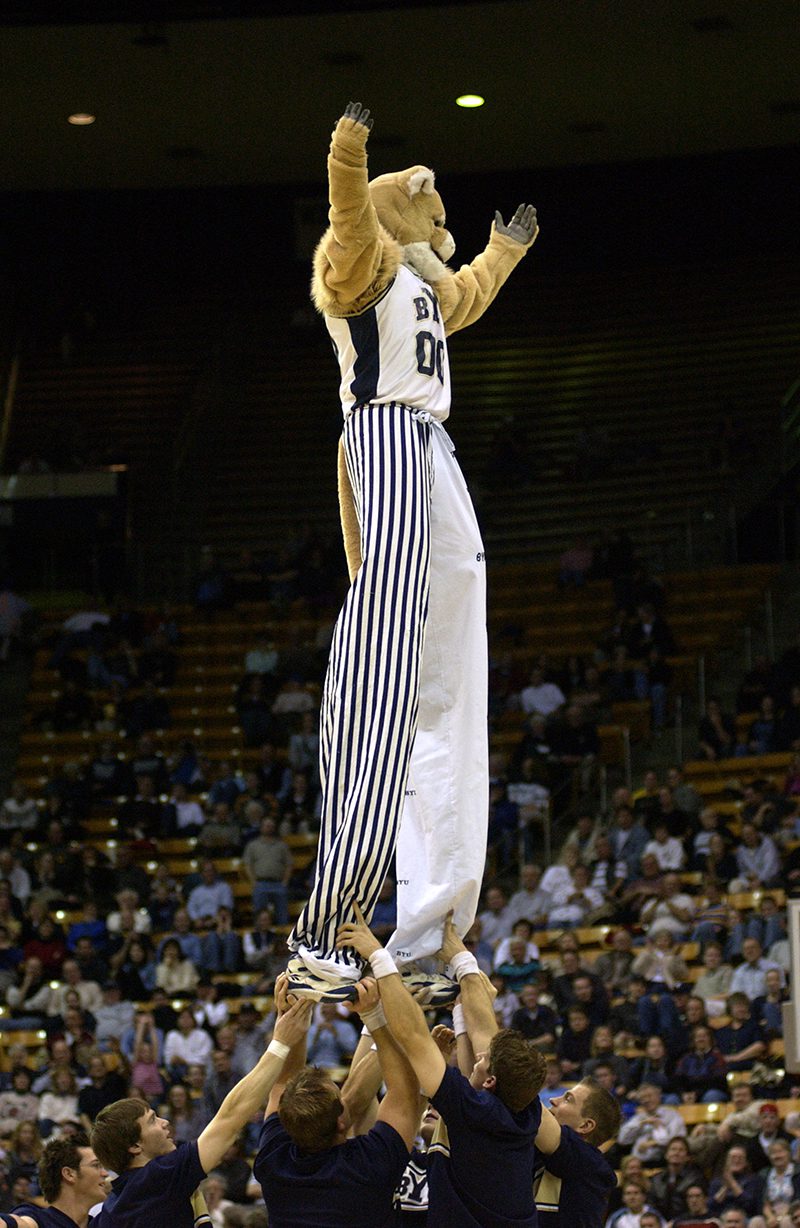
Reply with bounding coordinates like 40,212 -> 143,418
434,219 -> 445,228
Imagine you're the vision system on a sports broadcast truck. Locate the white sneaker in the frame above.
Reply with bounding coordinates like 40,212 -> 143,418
285,955 -> 361,1003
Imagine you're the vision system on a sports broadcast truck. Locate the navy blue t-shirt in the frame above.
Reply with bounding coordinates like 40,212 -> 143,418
12,1206 -> 90,1228
714,1020 -> 764,1071
254,1112 -> 410,1228
428,1064 -> 542,1228
92,1140 -> 208,1228
534,1126 -> 617,1228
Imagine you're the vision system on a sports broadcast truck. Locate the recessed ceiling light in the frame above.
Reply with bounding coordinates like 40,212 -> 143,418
456,94 -> 485,109
68,113 -> 95,126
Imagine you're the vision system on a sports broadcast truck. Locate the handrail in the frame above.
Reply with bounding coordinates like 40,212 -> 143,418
0,353 -> 19,473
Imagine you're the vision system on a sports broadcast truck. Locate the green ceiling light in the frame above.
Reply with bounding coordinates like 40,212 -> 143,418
67,113 -> 95,125
456,94 -> 485,109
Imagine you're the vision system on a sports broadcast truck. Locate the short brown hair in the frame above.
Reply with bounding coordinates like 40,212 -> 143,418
488,1029 -> 547,1113
278,1068 -> 342,1152
91,1097 -> 149,1174
39,1132 -> 90,1203
578,1077 -> 622,1145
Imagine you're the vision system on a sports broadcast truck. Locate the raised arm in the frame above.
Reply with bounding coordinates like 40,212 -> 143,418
438,911 -> 498,1055
264,976 -> 312,1120
435,205 -> 538,335
198,988 -> 312,1172
312,102 -> 386,313
337,905 -> 446,1098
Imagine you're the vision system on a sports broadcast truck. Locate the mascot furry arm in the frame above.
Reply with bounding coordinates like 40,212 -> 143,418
312,101 -> 538,577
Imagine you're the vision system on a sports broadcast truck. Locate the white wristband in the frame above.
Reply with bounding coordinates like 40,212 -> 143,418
369,948 -> 399,979
450,951 -> 480,982
452,1003 -> 467,1037
361,1004 -> 387,1033
267,1038 -> 290,1060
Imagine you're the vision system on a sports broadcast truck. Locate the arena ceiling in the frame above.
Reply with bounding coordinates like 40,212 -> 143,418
0,0 -> 798,191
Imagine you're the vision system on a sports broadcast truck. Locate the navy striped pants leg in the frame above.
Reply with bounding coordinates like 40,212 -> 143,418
290,402 -> 432,971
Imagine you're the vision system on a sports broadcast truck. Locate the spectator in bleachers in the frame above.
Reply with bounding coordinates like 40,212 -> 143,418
305,1002 -> 356,1070
5,1120 -> 44,1195
608,975 -> 649,1043
733,824 -> 782,890
547,863 -> 603,928
627,1035 -> 675,1101
570,970 -> 610,1027
604,1179 -> 658,1228
192,979 -> 229,1033
128,733 -> 168,791
705,832 -> 739,888
244,633 -> 279,679
200,907 -> 241,974
557,1003 -> 593,1077
160,906 -> 203,965
186,859 -> 234,925
640,872 -> 696,939
510,982 -> 557,1046
644,821 -> 687,871
708,1144 -> 764,1218
753,967 -> 789,1038
163,1082 -> 207,1144
549,704 -> 600,798
633,933 -> 689,1035
254,742 -> 292,797
111,846 -> 151,908
694,940 -> 733,1004
237,676 -> 275,748
36,1070 -> 79,1134
241,812 -> 292,925
477,884 -> 512,950
202,1048 -> 237,1118
118,772 -> 170,841
648,1137 -> 705,1221
699,697 -> 737,761
551,948 -> 586,1013
270,677 -> 314,720
507,862 -> 551,927
666,765 -> 702,818
229,1002 -> 269,1080
168,780 -> 205,836
287,710 -> 319,780
71,935 -> 109,987
242,908 -> 278,984
743,696 -> 778,756
729,937 -> 784,1000
756,1139 -> 800,1227
106,888 -> 152,942
48,958 -> 103,1020
608,804 -> 650,883
163,1005 -> 212,1078
633,768 -> 662,823
77,1052 -> 129,1129
93,980 -> 135,1049
22,916 -> 65,978
208,761 -> 245,809
617,1081 -> 687,1162
0,925 -> 23,999
583,1023 -> 631,1094
674,1024 -> 729,1103
628,601 -> 676,657
47,680 -> 95,734
112,935 -> 155,1001
198,801 -> 244,856
0,885 -> 23,942
0,1067 -> 40,1136
0,781 -> 40,837
493,935 -> 541,993
279,769 -> 317,836
593,928 -> 635,993
518,665 -> 566,719
233,771 -> 269,816
716,992 -> 766,1071
618,853 -> 664,925
155,937 -> 199,996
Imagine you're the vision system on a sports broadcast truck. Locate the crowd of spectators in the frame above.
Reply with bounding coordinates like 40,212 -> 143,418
1,543 -> 798,1223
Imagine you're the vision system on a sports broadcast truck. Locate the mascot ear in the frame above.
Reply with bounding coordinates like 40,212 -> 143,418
405,168 -> 435,198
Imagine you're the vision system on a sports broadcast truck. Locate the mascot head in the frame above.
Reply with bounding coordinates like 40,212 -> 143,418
368,166 -> 455,283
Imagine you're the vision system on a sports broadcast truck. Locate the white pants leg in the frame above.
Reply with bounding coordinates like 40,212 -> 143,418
390,422 -> 488,963
290,402 -> 432,974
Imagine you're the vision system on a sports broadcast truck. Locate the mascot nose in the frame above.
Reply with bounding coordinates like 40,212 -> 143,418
437,230 -> 456,262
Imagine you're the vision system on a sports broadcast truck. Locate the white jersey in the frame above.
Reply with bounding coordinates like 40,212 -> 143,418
326,264 -> 451,420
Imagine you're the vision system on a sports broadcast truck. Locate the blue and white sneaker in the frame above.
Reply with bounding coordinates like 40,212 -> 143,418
285,956 -> 360,1004
399,967 -> 459,1007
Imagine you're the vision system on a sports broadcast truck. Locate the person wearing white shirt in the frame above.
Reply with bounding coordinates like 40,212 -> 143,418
164,1006 -> 214,1072
618,1082 -> 687,1161
507,863 -> 551,926
477,885 -> 513,950
186,860 -> 235,924
519,666 -> 566,717
547,866 -> 603,928
643,823 -> 686,871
